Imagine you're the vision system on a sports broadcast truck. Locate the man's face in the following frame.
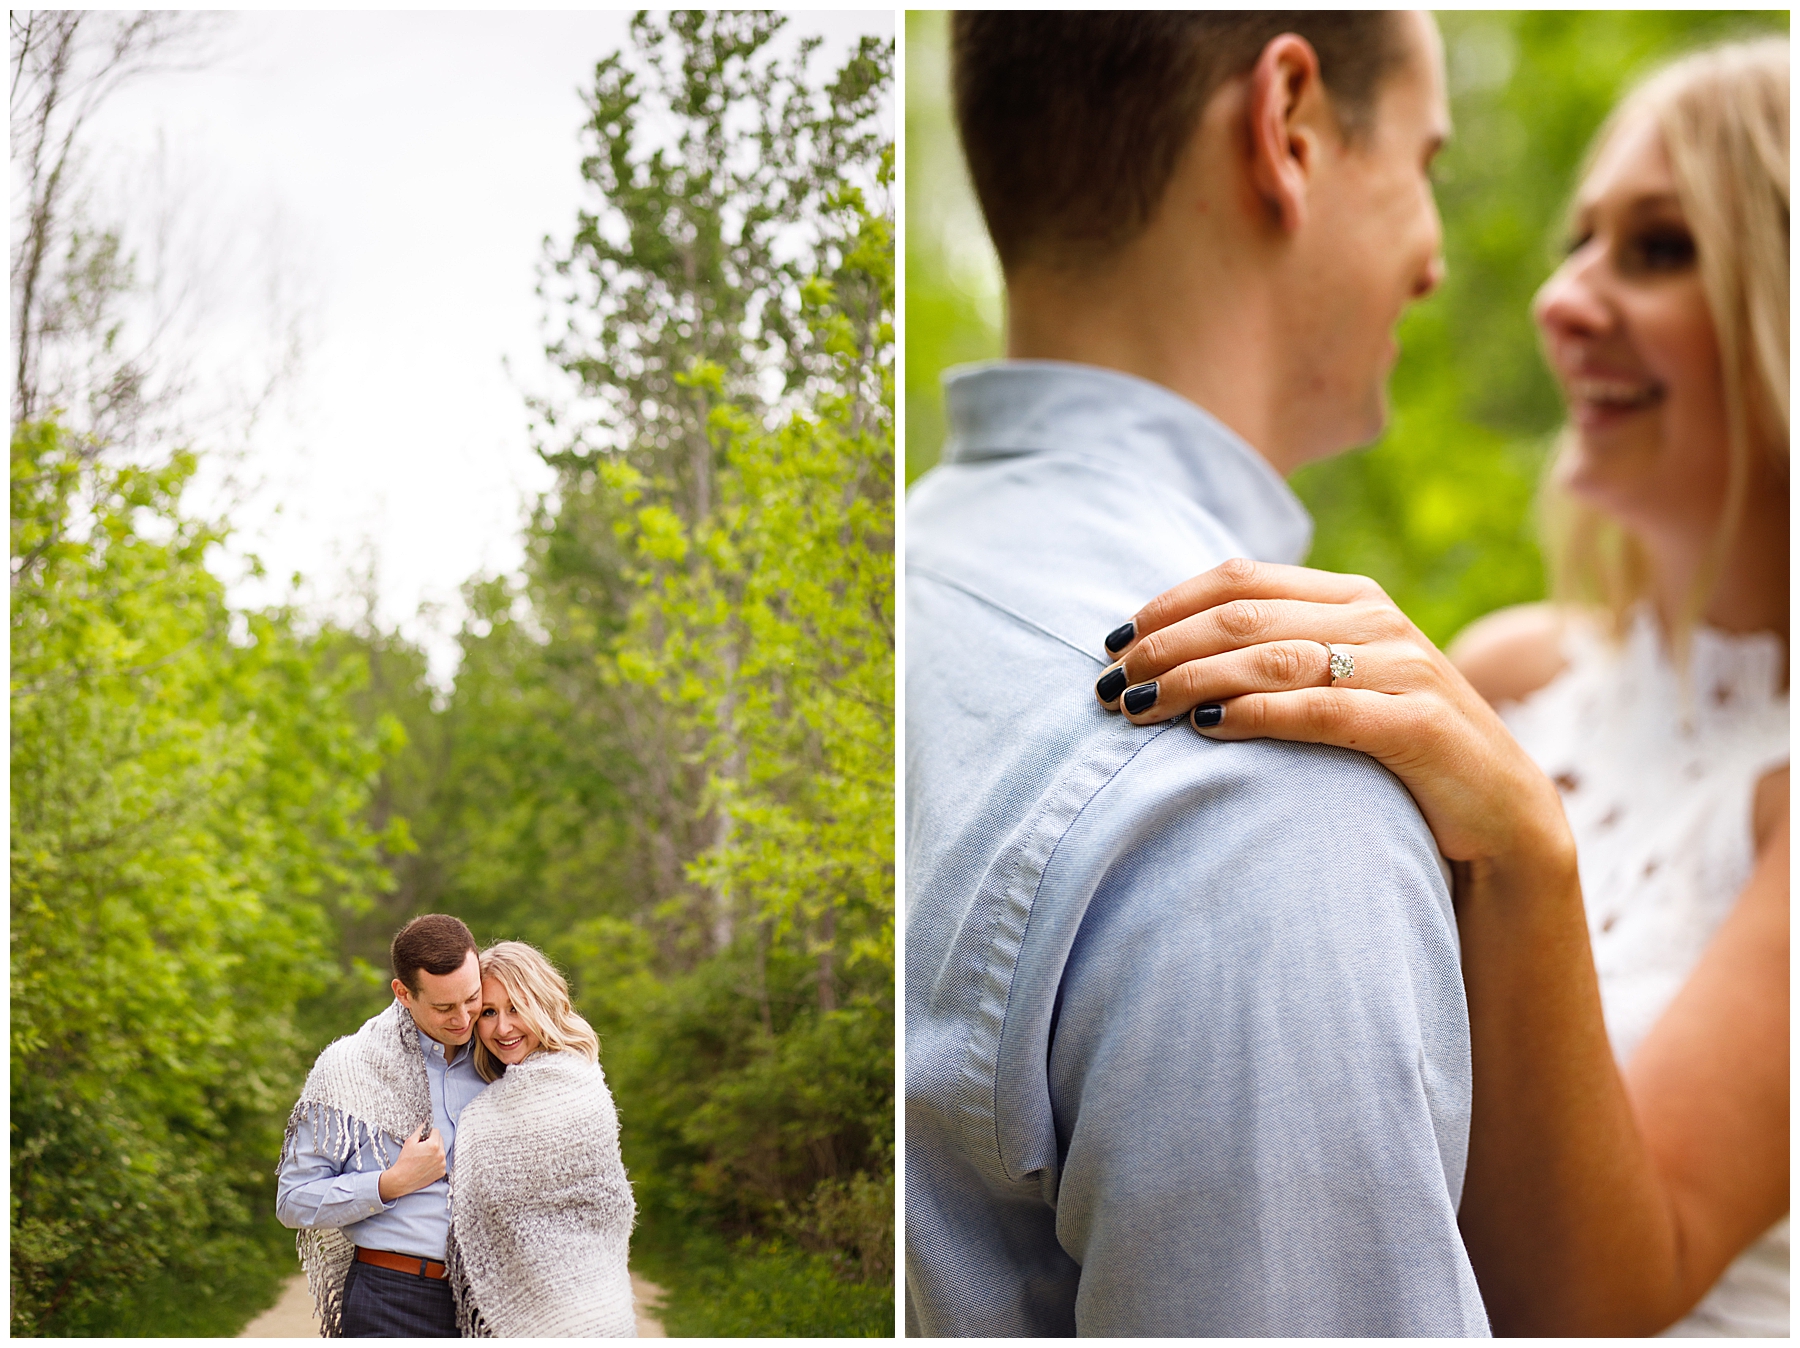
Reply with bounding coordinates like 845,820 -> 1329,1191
393,949 -> 482,1047
1285,11 -> 1449,460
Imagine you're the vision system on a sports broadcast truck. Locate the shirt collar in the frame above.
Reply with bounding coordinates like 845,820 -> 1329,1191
417,1029 -> 466,1065
940,360 -> 1313,564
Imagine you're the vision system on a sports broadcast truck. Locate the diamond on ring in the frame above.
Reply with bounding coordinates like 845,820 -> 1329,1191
1327,646 -> 1355,683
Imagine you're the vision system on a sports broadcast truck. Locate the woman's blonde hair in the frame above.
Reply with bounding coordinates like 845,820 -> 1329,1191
1543,37 -> 1788,645
471,940 -> 600,1083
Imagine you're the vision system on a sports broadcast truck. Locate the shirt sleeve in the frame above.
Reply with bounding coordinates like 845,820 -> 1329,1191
1047,738 -> 1490,1336
276,1112 -> 394,1231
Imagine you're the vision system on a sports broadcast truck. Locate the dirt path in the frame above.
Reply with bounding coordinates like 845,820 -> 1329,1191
632,1273 -> 668,1337
238,1270 -> 667,1336
238,1275 -> 316,1338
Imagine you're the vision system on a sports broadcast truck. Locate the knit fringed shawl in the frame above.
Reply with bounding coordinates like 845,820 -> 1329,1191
447,1051 -> 637,1337
278,1000 -> 432,1338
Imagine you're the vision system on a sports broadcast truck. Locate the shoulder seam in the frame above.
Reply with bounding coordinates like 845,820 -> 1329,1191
908,562 -> 1102,666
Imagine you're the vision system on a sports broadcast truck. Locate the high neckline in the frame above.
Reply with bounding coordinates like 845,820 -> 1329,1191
940,360 -> 1314,565
1619,607 -> 1787,729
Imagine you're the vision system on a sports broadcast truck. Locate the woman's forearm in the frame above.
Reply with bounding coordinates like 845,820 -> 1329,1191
1452,844 -> 1690,1335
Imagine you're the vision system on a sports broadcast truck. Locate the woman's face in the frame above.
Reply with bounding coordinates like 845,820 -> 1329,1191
476,974 -> 542,1066
1532,110 -> 1731,547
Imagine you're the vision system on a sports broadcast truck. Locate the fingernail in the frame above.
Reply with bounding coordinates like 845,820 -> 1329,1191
1193,703 -> 1224,729
1095,665 -> 1128,703
1104,621 -> 1136,654
1122,681 -> 1159,715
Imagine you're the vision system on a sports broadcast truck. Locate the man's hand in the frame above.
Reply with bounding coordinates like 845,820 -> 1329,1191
378,1122 -> 445,1202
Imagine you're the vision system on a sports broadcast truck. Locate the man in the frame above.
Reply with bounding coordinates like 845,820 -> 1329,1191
907,12 -> 1490,1336
278,914 -> 487,1337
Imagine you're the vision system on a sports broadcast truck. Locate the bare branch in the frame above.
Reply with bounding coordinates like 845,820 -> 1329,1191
10,10 -> 219,430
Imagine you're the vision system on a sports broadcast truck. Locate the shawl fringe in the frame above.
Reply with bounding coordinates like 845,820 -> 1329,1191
446,1227 -> 493,1338
276,1001 -> 433,1338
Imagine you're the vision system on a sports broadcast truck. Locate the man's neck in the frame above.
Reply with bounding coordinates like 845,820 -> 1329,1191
1004,264 -> 1299,476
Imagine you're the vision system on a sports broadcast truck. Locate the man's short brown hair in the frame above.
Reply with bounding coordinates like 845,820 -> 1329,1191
951,12 -> 1411,273
391,914 -> 477,993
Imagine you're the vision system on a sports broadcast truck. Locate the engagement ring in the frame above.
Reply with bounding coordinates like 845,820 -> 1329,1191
1326,644 -> 1355,685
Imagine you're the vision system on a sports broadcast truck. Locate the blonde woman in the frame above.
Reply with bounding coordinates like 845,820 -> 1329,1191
1092,39 -> 1787,1335
445,941 -> 638,1337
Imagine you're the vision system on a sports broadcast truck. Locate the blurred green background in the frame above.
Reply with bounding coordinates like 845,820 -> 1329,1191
905,10 -> 1787,645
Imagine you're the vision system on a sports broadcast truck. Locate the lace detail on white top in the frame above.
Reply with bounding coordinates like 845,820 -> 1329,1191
1501,607 -> 1788,1338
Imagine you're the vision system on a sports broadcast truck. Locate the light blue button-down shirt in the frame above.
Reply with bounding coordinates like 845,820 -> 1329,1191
276,1018 -> 487,1261
905,361 -> 1490,1337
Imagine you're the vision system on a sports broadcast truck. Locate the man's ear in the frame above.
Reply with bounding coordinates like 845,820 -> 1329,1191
1247,34 -> 1326,234
391,977 -> 410,1006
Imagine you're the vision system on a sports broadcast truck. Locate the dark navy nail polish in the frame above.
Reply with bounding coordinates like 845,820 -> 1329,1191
1193,703 -> 1224,729
1095,665 -> 1128,703
1122,682 -> 1158,715
1104,621 -> 1136,654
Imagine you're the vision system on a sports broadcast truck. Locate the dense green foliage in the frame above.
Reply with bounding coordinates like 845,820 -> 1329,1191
654,1236 -> 893,1336
12,12 -> 894,1337
10,423 -> 393,1334
905,10 -> 1786,643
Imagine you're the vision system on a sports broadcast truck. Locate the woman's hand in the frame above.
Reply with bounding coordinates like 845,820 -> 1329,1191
1095,557 -> 1571,866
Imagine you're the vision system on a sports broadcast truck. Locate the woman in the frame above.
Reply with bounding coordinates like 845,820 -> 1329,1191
1093,40 -> 1786,1336
445,941 -> 638,1337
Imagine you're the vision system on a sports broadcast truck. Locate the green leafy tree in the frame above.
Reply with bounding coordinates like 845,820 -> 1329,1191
10,421 -> 391,1334
9,13 -> 398,1335
598,151 -> 894,1281
527,13 -> 893,958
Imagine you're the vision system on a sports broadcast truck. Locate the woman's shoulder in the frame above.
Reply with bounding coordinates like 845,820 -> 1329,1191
1448,602 -> 1574,707
491,1050 -> 604,1095
463,1052 -> 605,1125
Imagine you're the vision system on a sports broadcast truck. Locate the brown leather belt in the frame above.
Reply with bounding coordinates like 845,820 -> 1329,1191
355,1246 -> 448,1280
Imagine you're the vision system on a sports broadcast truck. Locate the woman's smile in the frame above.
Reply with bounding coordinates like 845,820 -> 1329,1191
1562,368 -> 1667,429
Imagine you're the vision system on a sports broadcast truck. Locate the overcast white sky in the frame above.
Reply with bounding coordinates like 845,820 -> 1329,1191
82,9 -> 893,683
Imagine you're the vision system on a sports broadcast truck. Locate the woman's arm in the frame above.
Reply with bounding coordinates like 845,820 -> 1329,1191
1453,799 -> 1786,1334
1096,559 -> 1789,1334
1621,771 -> 1787,1312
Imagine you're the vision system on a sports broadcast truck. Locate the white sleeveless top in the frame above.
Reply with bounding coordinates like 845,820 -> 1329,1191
1500,608 -> 1789,1338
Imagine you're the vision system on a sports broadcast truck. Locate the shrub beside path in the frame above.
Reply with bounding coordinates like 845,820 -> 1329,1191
238,1271 -> 667,1336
